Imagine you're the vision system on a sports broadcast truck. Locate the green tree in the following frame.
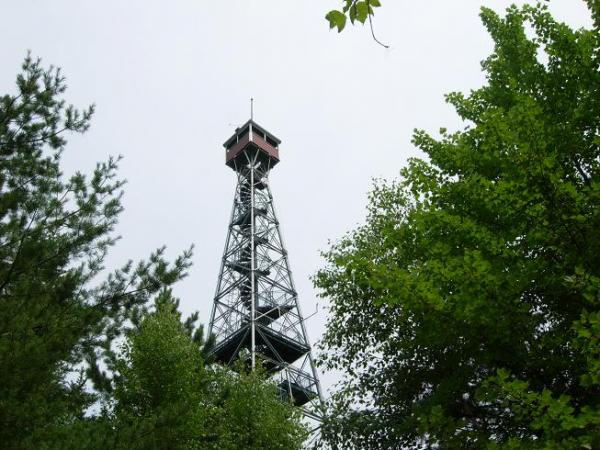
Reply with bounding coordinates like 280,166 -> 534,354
315,2 -> 600,448
107,291 -> 307,450
204,365 -> 307,450
108,291 -> 211,449
0,55 -> 192,448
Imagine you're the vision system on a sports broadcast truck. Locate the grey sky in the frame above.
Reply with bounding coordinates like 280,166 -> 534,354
0,0 -> 592,394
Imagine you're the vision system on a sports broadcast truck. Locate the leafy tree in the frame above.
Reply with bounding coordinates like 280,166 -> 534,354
316,2 -> 600,448
0,55 -> 192,448
107,291 -> 307,450
200,361 -> 307,450
107,291 -> 211,449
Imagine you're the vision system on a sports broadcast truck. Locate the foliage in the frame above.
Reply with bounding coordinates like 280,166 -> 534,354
326,1 -> 388,48
0,55 -> 307,449
106,292 -> 307,450
0,55 -> 192,448
325,0 -> 381,33
316,2 -> 600,448
107,291 -> 212,449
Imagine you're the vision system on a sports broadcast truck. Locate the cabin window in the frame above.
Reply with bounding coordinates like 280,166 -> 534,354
266,136 -> 278,148
252,126 -> 265,140
237,126 -> 249,141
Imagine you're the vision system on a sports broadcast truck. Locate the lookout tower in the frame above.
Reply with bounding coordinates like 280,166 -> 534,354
209,119 -> 323,418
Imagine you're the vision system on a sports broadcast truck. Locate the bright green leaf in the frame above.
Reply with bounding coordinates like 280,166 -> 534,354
356,1 -> 369,23
349,4 -> 357,24
326,9 -> 347,32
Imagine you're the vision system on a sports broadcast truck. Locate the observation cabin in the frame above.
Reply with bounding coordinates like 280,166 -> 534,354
223,120 -> 281,171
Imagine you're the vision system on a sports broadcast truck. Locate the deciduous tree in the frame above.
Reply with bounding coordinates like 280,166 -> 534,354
316,2 -> 600,448
107,292 -> 306,450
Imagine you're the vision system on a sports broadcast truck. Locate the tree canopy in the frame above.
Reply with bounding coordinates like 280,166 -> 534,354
0,54 -> 193,447
0,56 -> 306,449
107,292 -> 306,450
316,2 -> 600,448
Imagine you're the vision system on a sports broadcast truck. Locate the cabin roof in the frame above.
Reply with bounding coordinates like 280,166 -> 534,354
223,119 -> 282,148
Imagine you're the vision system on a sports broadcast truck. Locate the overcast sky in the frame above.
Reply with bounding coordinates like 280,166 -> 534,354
1,0 -> 593,394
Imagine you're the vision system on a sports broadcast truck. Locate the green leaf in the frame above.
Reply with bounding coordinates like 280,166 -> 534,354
349,4 -> 357,24
326,10 -> 347,32
369,0 -> 382,7
356,1 -> 369,23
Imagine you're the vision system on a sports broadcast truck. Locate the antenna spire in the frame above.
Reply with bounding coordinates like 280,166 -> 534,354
250,98 -> 254,121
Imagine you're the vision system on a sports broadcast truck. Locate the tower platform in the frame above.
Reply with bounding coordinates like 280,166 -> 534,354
211,324 -> 310,368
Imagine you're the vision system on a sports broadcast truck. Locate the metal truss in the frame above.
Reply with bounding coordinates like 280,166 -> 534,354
209,147 -> 323,421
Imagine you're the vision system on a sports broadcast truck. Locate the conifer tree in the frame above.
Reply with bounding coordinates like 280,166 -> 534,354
0,55 -> 192,448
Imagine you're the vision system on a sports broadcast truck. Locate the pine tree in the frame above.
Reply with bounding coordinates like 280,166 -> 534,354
0,55 -> 192,448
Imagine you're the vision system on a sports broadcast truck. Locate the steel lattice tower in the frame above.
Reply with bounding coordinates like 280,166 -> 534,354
209,119 -> 323,420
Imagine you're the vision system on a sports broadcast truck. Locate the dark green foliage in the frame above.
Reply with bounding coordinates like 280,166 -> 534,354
0,55 -> 192,448
0,55 -> 305,449
316,2 -> 600,448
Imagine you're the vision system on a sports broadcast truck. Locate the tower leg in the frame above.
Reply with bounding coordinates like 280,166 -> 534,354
249,159 -> 256,371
